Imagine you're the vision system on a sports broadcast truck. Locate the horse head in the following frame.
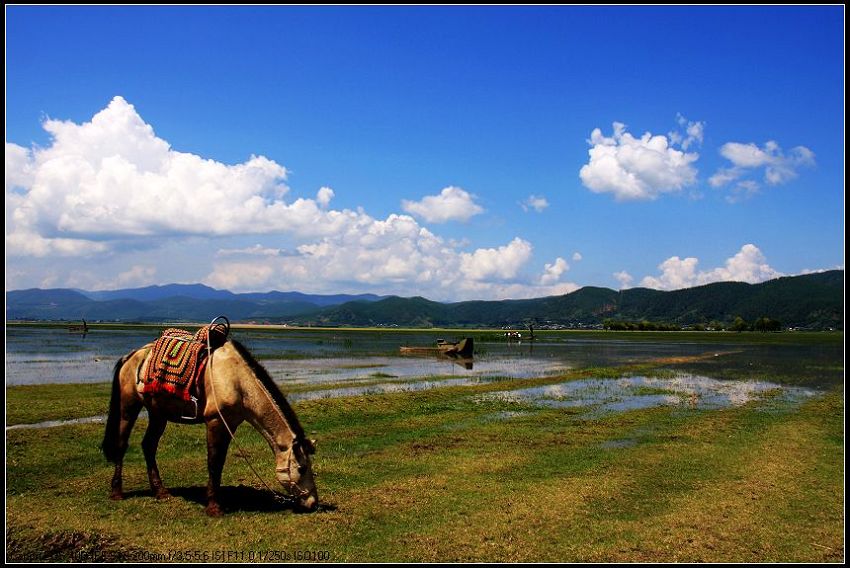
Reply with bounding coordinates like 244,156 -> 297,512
275,436 -> 319,511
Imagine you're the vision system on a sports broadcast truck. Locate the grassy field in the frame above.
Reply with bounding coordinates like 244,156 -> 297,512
5,346 -> 845,562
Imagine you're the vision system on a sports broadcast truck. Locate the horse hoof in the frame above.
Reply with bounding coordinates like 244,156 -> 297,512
155,490 -> 171,500
205,505 -> 223,517
109,492 -> 124,501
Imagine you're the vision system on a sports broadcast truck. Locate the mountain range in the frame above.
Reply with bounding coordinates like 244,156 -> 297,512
5,270 -> 844,329
6,284 -> 383,323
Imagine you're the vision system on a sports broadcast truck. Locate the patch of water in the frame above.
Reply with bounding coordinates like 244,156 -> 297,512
288,376 -> 501,402
476,374 -> 818,416
6,414 -> 109,430
266,356 -> 569,386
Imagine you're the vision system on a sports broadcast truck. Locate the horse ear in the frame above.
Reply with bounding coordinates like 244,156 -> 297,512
308,438 -> 318,454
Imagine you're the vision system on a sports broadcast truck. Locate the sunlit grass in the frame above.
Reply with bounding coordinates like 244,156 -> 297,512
6,383 -> 843,562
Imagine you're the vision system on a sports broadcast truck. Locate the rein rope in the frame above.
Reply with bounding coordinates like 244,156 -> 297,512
205,316 -> 308,504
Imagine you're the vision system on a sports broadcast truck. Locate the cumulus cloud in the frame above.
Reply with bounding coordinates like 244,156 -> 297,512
709,140 -> 815,198
520,194 -> 549,213
640,244 -> 783,290
572,252 -> 583,262
206,227 -> 572,301
5,142 -> 34,191
613,270 -> 633,289
579,121 -> 699,201
4,96 -> 374,256
460,238 -> 533,281
540,257 -> 569,285
316,186 -> 334,208
640,256 -> 700,290
401,186 -> 483,223
668,113 -> 705,151
701,244 -> 784,284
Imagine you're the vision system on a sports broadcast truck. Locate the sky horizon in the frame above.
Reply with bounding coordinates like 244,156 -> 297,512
5,6 -> 845,301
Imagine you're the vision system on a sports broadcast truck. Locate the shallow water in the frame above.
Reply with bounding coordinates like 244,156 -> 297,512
265,355 -> 568,386
5,415 -> 109,430
6,326 -> 829,430
7,325 -> 841,388
288,376 -> 501,402
5,326 -> 676,385
9,371 -> 818,431
477,373 -> 818,416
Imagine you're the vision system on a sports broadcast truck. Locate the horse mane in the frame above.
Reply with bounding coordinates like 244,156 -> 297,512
229,339 -> 307,442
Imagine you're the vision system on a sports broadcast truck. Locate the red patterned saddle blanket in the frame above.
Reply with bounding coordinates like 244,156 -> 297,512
143,323 -> 229,401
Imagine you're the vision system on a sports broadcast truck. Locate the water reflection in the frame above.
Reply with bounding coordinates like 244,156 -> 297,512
263,355 -> 564,386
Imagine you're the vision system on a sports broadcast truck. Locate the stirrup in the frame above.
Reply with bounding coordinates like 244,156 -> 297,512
181,395 -> 199,420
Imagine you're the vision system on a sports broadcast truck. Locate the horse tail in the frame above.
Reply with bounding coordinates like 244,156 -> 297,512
102,352 -> 132,463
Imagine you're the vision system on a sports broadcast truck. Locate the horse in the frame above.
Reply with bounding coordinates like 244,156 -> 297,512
101,337 -> 319,516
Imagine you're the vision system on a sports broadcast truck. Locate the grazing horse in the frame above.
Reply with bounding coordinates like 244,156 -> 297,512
101,338 -> 318,516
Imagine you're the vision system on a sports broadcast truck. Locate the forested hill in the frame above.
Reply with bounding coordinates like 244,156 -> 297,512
6,270 -> 843,330
293,270 -> 844,329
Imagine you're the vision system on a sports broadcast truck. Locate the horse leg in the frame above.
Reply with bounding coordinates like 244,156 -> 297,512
110,402 -> 142,500
205,418 -> 233,517
141,414 -> 171,499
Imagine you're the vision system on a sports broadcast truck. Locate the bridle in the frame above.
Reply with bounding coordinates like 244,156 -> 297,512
204,316 -> 315,504
275,439 -> 315,499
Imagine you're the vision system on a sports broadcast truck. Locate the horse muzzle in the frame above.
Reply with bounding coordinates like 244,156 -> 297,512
295,491 -> 318,513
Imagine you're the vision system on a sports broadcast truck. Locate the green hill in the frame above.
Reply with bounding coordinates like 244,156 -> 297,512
296,271 -> 843,329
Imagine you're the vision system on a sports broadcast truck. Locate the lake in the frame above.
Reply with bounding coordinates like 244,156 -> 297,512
5,325 -> 841,392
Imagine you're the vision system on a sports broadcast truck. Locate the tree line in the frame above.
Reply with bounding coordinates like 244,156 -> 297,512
602,316 -> 783,332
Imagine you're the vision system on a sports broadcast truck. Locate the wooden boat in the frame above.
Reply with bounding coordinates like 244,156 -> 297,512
437,337 -> 474,357
400,337 -> 474,358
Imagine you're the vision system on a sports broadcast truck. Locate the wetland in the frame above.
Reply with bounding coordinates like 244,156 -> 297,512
5,324 -> 844,562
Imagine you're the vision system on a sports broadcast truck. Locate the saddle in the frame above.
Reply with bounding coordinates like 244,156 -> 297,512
143,321 -> 229,402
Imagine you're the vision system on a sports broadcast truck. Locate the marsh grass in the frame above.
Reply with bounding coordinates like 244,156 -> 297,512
5,335 -> 844,562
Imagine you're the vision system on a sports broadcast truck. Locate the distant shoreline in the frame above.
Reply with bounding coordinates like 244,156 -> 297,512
5,321 -> 843,346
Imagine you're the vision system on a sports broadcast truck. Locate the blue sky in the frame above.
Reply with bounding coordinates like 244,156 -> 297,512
5,6 -> 844,300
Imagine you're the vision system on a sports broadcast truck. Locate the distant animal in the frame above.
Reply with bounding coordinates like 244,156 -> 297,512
101,322 -> 318,516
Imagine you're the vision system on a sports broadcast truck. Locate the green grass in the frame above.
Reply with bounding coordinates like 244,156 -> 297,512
6,383 -> 113,425
5,349 -> 844,562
